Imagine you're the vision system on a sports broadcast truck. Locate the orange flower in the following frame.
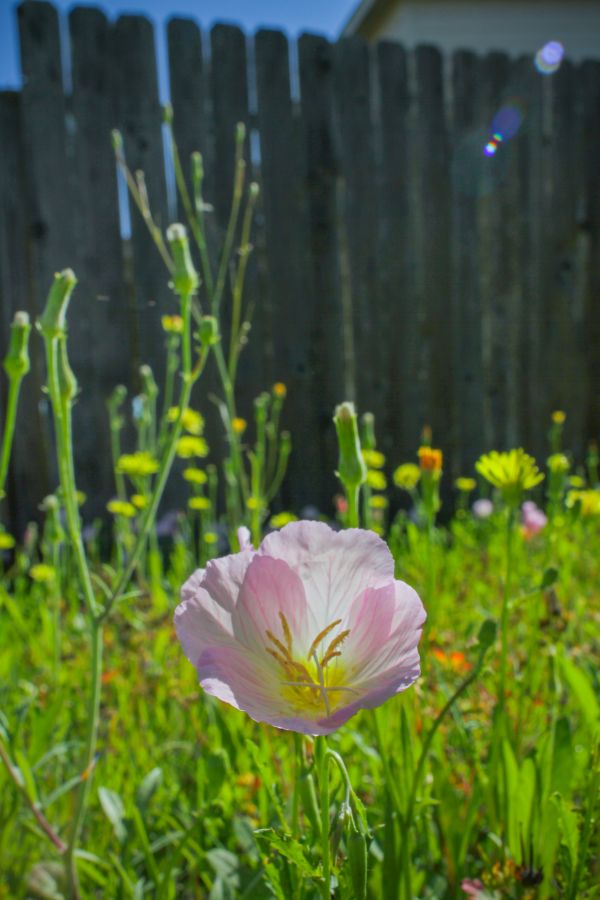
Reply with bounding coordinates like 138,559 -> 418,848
432,647 -> 472,673
418,446 -> 443,472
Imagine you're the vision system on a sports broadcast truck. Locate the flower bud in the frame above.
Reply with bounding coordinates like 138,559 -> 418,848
3,311 -> 31,381
334,402 -> 367,490
58,337 -> 78,402
198,316 -> 220,347
360,412 -> 376,452
38,270 -> 77,340
140,364 -> 158,399
167,223 -> 199,297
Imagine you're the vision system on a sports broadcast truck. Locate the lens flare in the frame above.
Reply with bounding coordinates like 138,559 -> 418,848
483,133 -> 503,157
534,41 -> 564,75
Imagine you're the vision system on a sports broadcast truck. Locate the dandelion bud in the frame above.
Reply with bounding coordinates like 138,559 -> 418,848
38,269 -> 77,340
111,129 -> 123,153
360,412 -> 376,452
58,338 -> 78,402
198,315 -> 220,347
166,223 -> 199,297
3,311 -> 31,381
139,364 -> 158,399
236,121 -> 246,146
249,181 -> 260,200
191,151 -> 204,185
334,402 -> 367,490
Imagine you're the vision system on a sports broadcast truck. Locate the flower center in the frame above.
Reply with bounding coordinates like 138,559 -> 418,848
264,612 -> 357,717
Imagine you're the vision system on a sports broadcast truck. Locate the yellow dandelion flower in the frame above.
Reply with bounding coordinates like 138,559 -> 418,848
366,469 -> 387,491
176,436 -> 209,459
551,410 -> 566,425
476,449 -> 543,505
131,494 -> 148,510
369,495 -> 388,509
567,489 -> 600,517
161,314 -> 183,334
363,449 -> 386,469
203,531 -> 218,544
188,496 -> 211,511
232,417 -> 247,435
547,453 -> 569,475
107,499 -> 137,518
393,463 -> 421,491
418,446 -> 443,472
116,451 -> 159,478
269,511 -> 298,529
273,382 -> 287,399
183,467 -> 207,485
568,475 -> 585,489
0,532 -> 16,550
168,407 -> 204,435
246,496 -> 260,511
455,477 -> 476,493
30,563 -> 56,583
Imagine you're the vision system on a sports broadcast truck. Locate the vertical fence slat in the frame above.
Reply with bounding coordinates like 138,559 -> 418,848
450,51 -> 485,472
333,38 -> 382,431
546,61 -> 588,458
255,30 -> 320,510
477,52 -> 515,451
375,42 -> 421,465
69,7 -> 132,511
414,46 -> 454,469
113,14 -> 170,386
0,91 -> 50,532
582,61 -> 600,441
168,17 -> 208,196
298,33 -> 346,511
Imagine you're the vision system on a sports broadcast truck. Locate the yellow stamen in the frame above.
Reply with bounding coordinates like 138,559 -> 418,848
321,629 -> 350,667
279,611 -> 293,653
308,619 -> 342,659
321,649 -> 342,667
266,630 -> 292,661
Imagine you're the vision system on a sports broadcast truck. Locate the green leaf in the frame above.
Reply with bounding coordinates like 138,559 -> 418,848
477,618 -> 497,651
556,651 -> 599,728
98,786 -> 128,843
257,830 -> 319,878
541,567 -> 559,589
136,766 -> 163,811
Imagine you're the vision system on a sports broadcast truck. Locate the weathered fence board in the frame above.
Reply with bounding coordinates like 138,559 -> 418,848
69,7 -> 132,511
1,1 -> 599,530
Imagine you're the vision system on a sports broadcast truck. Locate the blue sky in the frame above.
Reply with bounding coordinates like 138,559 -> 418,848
0,0 -> 358,91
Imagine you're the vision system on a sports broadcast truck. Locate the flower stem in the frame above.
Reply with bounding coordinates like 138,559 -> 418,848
347,485 -> 360,529
0,377 -> 21,501
316,736 -> 331,899
498,506 -> 516,716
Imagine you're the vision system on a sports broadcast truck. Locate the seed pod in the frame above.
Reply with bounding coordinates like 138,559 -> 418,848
3,312 -> 31,380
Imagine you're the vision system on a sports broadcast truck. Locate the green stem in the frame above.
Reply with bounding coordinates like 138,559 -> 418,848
0,377 -> 22,500
65,621 -> 102,897
316,736 -> 331,899
498,507 -> 516,715
347,485 -> 360,529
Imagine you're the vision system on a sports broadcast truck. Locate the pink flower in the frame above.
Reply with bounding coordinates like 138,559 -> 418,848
521,501 -> 547,538
175,521 -> 426,735
472,498 -> 493,519
461,880 -> 486,898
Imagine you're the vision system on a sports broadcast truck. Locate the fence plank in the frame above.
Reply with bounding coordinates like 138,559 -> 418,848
450,51 -> 485,472
374,41 -> 419,465
0,91 -> 51,532
16,0 -> 77,507
167,17 -> 208,197
298,33 -> 346,510
255,29 -> 319,510
333,38 -> 383,434
413,46 -> 454,471
545,61 -> 588,458
69,6 -> 133,512
581,61 -> 600,442
112,14 -> 171,387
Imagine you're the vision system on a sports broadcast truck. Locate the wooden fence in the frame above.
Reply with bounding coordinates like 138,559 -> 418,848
1,0 -> 599,530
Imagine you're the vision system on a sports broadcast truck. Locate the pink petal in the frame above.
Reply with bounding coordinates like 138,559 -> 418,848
196,547 -> 255,613
231,554 -> 310,653
174,587 -> 235,668
259,521 -> 395,627
350,579 -> 426,685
